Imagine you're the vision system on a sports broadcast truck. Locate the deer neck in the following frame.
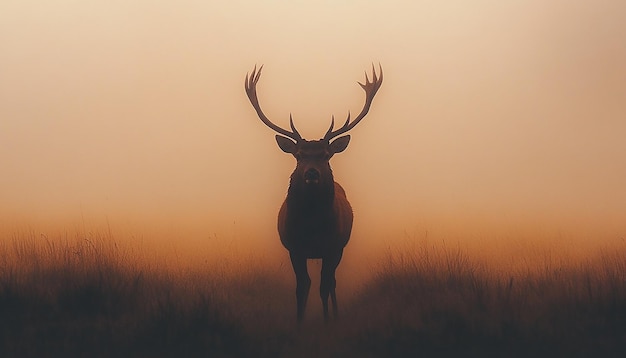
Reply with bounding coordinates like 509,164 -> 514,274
286,176 -> 335,212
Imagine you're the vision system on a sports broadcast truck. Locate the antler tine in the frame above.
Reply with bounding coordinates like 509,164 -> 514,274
289,114 -> 302,139
324,115 -> 336,139
245,65 -> 302,141
244,64 -> 262,93
254,64 -> 263,82
323,64 -> 383,141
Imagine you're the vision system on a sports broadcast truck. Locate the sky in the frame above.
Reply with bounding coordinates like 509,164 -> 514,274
1,0 -> 625,257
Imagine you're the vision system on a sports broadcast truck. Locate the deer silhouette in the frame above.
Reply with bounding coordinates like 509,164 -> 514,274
245,65 -> 383,322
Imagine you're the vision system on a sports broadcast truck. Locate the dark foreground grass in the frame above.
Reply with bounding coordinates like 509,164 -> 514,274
1,233 -> 625,357
349,244 -> 626,357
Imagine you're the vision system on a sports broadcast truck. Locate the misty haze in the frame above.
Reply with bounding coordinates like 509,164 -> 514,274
1,1 -> 625,357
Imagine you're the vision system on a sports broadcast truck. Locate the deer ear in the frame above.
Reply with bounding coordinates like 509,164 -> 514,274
275,135 -> 297,154
329,135 -> 350,154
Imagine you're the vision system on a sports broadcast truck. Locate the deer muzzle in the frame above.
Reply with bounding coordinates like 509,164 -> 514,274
304,168 -> 321,185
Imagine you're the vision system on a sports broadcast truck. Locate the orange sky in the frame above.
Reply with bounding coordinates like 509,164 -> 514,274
1,1 -> 625,255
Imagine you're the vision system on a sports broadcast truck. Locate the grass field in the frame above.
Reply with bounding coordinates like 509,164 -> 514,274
1,230 -> 625,357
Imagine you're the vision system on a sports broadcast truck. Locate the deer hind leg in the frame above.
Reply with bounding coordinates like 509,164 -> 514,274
320,249 -> 343,322
289,253 -> 310,322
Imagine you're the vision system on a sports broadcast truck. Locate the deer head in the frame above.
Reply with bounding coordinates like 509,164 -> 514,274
245,65 -> 383,193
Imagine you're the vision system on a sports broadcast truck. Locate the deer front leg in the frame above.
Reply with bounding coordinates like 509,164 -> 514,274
320,249 -> 343,322
290,253 -> 310,322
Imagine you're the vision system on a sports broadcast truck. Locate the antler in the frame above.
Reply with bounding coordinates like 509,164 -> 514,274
323,64 -> 383,141
245,65 -> 302,141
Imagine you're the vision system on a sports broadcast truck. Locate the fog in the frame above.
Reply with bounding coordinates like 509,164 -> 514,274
2,1 -> 625,260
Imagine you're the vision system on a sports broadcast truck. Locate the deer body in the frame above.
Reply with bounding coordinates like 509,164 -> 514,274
245,65 -> 382,322
280,178 -> 353,321
279,181 -> 352,258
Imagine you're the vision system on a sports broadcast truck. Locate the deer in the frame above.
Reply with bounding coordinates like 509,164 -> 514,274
244,64 -> 383,322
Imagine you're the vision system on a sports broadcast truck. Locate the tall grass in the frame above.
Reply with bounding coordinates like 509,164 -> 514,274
348,240 -> 626,357
0,231 -> 625,357
0,231 -> 253,357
